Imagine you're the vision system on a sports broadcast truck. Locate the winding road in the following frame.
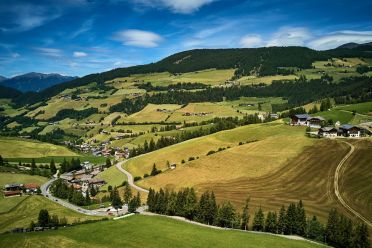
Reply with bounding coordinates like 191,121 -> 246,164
40,178 -> 107,216
115,160 -> 149,193
334,141 -> 372,228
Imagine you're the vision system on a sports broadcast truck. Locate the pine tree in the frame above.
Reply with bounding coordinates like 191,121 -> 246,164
50,159 -> 56,174
123,184 -> 132,204
265,211 -> 277,233
38,209 -> 50,227
151,163 -> 159,176
184,188 -> 197,220
0,155 -> 4,166
353,223 -> 370,248
111,187 -> 122,209
240,198 -> 250,230
295,200 -> 307,236
217,201 -> 238,228
326,208 -> 338,246
147,188 -> 155,212
277,205 -> 286,234
105,158 -> 112,168
252,207 -> 265,231
306,216 -> 324,242
285,203 -> 297,235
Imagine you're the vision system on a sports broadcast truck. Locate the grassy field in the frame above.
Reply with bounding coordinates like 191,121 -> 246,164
0,173 -> 48,213
167,102 -> 245,123
122,122 -> 312,180
334,102 -> 372,115
122,104 -> 182,123
0,195 -> 101,233
109,69 -> 235,87
0,215 -> 321,248
339,139 -> 372,222
237,75 -> 298,85
97,166 -> 126,190
0,137 -> 78,158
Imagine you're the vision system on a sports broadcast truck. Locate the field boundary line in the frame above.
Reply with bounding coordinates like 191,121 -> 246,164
334,141 -> 372,227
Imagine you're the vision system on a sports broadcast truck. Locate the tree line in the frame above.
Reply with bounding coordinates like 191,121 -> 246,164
147,187 -> 370,248
110,76 -> 372,116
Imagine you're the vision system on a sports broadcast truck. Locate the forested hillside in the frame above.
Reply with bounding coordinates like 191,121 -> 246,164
8,45 -> 372,106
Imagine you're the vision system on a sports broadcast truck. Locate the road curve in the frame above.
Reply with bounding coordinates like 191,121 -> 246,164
40,178 -> 107,216
115,160 -> 149,193
334,141 -> 372,227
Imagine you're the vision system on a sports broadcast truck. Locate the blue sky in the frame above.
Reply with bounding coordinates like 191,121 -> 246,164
1,0 -> 372,77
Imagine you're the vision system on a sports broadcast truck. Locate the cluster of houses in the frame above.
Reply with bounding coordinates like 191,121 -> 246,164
65,140 -> 130,159
2,182 -> 40,197
60,165 -> 106,196
290,114 -> 367,138
182,112 -> 212,117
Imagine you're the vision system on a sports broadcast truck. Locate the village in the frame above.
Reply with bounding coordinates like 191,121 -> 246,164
290,114 -> 369,138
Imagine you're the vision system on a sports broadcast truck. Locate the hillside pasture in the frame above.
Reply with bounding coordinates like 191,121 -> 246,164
339,139 -> 372,222
123,123 -> 310,180
0,173 -> 47,213
0,137 -> 78,158
0,195 -> 101,233
237,75 -> 298,85
0,215 -> 320,248
121,104 -> 182,123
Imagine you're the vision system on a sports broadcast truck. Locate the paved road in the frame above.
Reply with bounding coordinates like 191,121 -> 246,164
115,160 -> 149,193
40,178 -> 107,216
334,141 -> 372,228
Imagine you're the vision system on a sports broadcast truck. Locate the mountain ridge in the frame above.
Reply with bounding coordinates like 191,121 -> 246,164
0,72 -> 77,93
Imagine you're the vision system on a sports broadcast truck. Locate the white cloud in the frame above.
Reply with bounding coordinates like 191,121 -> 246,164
73,51 -> 88,57
0,4 -> 61,32
267,27 -> 312,47
239,35 -> 263,48
35,47 -> 62,57
132,0 -> 216,14
308,31 -> 372,50
112,29 -> 163,47
70,19 -> 94,38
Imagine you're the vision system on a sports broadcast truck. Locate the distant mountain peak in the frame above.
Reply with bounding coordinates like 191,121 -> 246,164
337,41 -> 372,49
0,72 -> 78,92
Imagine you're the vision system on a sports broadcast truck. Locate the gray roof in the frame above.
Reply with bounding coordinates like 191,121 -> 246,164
4,183 -> 22,188
340,124 -> 356,130
308,116 -> 325,121
319,127 -> 337,132
294,114 -> 310,119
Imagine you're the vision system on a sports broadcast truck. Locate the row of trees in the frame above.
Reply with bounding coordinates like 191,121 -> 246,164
147,188 -> 370,248
109,184 -> 142,213
59,158 -> 82,174
30,209 -> 68,228
136,82 -> 209,91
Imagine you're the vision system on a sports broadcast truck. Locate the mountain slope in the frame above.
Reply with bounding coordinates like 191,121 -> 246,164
0,72 -> 77,92
10,45 -> 372,105
0,76 -> 7,82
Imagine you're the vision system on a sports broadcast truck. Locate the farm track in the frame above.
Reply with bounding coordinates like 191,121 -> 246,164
334,141 -> 372,228
115,160 -> 149,193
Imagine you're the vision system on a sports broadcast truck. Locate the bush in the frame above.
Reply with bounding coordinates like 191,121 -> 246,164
188,157 -> 195,161
133,176 -> 142,182
181,159 -> 185,164
144,173 -> 149,178
206,150 -> 216,156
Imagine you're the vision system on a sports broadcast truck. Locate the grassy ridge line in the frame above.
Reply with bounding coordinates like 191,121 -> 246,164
0,215 -> 322,248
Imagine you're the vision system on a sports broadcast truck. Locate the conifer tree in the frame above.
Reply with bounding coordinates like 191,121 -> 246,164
285,203 -> 297,234
252,207 -> 265,231
295,200 -> 307,236
277,205 -> 286,234
123,184 -> 132,204
240,198 -> 250,230
306,216 -> 324,242
50,159 -> 56,174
